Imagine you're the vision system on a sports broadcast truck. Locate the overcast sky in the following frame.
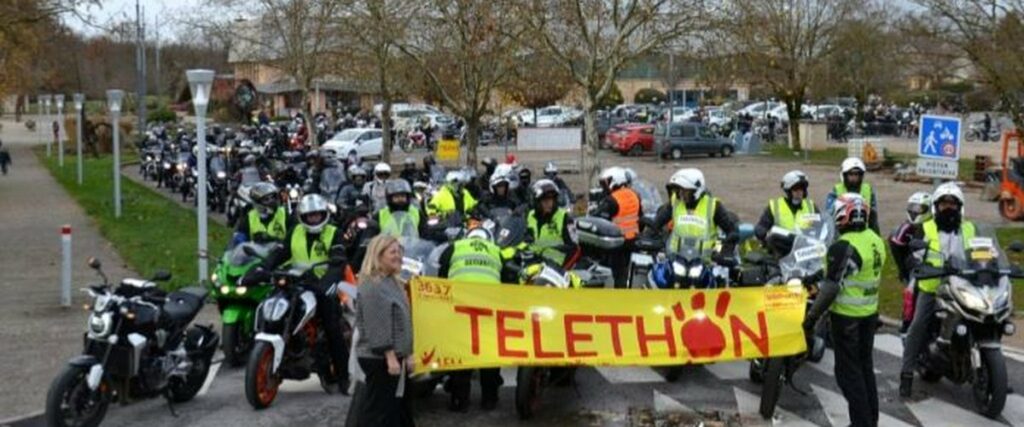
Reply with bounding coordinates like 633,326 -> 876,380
68,0 -> 207,42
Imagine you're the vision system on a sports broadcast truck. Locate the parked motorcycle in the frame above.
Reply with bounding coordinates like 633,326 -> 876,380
45,258 -> 218,427
242,254 -> 354,409
909,232 -> 1022,418
965,120 -> 1001,142
747,216 -> 832,419
210,241 -> 279,367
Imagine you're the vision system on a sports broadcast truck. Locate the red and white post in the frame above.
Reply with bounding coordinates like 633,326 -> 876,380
61,225 -> 72,307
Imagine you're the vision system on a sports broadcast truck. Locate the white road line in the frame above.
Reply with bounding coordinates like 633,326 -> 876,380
808,349 -> 881,377
1004,349 -> 1024,364
732,387 -> 818,427
703,361 -> 749,381
653,389 -> 694,414
1002,393 -> 1024,427
197,352 -> 223,396
810,384 -> 913,427
279,376 -> 323,393
594,366 -> 665,384
873,334 -> 905,358
906,397 -> 1000,427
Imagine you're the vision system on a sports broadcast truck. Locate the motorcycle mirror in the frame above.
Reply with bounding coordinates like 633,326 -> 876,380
150,270 -> 172,281
242,245 -> 262,258
1008,241 -> 1024,253
87,257 -> 101,270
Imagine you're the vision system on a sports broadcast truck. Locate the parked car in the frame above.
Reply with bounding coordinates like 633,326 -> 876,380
611,124 -> 656,156
738,101 -> 783,118
322,128 -> 384,160
669,107 -> 697,123
704,108 -> 734,134
655,123 -> 735,160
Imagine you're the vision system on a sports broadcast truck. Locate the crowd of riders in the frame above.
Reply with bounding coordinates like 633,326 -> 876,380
172,114 -> 998,427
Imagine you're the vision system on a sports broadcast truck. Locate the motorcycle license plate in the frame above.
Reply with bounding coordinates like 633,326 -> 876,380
631,253 -> 654,267
794,244 -> 827,263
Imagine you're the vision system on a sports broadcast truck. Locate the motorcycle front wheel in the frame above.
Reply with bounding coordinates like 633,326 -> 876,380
400,138 -> 413,153
167,356 -> 210,403
245,341 -> 281,409
973,347 -> 1007,418
45,365 -> 110,427
222,322 -> 248,367
759,357 -> 786,419
515,367 -> 544,420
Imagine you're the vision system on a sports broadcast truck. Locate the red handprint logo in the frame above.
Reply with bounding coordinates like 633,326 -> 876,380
672,291 -> 731,359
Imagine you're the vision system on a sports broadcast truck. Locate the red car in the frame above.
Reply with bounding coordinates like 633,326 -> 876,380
612,124 -> 656,156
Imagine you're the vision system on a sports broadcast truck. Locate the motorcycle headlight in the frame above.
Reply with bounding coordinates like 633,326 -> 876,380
216,171 -> 227,179
211,273 -> 219,283
288,188 -> 299,199
235,286 -> 248,295
220,285 -> 230,294
163,162 -> 171,170
177,163 -> 186,171
87,312 -> 113,338
688,265 -> 704,279
262,298 -> 289,322
952,278 -> 989,313
672,261 -> 687,278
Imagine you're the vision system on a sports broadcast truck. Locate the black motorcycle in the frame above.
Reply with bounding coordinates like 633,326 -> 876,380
45,258 -> 218,427
909,235 -> 1022,418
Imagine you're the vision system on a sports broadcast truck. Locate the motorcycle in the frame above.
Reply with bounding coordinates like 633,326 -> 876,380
965,120 -> 1001,142
746,215 -> 833,419
400,127 -> 432,153
226,166 -> 264,227
242,255 -> 355,409
45,258 -> 218,427
207,154 -> 230,213
909,231 -> 1022,418
210,241 -> 279,367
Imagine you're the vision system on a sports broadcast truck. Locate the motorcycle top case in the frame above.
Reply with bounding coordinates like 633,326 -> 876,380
575,216 -> 625,250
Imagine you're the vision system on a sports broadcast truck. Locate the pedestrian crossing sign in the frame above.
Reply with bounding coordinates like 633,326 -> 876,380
918,115 -> 961,160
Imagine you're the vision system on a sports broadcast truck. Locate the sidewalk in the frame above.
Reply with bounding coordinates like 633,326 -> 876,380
0,116 -> 136,420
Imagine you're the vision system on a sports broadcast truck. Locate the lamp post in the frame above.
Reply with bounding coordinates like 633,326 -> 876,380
41,95 -> 52,156
187,69 -> 215,284
36,95 -> 43,148
74,94 -> 85,185
107,90 -> 125,218
55,94 -> 65,167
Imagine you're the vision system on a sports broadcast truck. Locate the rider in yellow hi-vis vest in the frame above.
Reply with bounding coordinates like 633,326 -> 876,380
803,193 -> 885,427
826,157 -> 879,233
651,168 -> 740,261
755,170 -> 820,256
427,170 -> 478,220
375,179 -> 424,238
899,183 -> 975,398
232,182 -> 289,246
249,194 -> 355,394
437,226 -> 505,411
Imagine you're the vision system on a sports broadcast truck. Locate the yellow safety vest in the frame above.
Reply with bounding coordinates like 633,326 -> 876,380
919,219 -> 975,294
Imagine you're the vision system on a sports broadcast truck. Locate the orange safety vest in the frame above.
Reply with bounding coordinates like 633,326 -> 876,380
611,188 -> 640,240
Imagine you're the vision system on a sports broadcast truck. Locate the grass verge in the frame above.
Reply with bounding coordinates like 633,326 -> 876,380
37,148 -> 229,291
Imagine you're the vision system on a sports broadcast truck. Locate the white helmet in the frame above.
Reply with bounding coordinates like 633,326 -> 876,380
348,164 -> 367,179
781,170 -> 809,192
467,226 -> 493,241
669,168 -> 706,200
931,182 -> 965,215
906,191 -> 932,224
623,168 -> 638,185
840,157 -> 866,180
489,172 -> 512,192
445,170 -> 463,186
297,194 -> 331,233
599,167 -> 628,190
373,162 -> 392,177
544,162 -> 558,176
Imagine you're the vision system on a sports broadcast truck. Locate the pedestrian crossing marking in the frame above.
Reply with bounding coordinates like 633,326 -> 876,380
733,387 -> 818,427
906,397 -> 1001,427
653,390 -> 694,414
874,334 -> 905,358
594,366 -> 666,384
704,361 -> 750,381
810,384 -> 913,427
198,351 -> 223,396
808,349 -> 881,377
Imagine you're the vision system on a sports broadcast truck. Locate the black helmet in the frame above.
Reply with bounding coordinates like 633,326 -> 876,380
385,179 -> 412,197
481,157 -> 497,168
532,179 -> 559,202
423,154 -> 435,167
243,154 -> 257,167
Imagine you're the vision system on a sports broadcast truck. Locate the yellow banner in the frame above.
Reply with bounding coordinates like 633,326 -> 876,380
410,277 -> 808,374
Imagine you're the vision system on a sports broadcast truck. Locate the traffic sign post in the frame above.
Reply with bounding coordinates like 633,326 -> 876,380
917,114 -> 961,179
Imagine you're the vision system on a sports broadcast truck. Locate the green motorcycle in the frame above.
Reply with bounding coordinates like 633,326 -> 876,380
210,241 -> 279,366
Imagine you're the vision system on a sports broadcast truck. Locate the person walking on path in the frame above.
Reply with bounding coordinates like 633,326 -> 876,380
347,235 -> 415,427
0,139 -> 11,175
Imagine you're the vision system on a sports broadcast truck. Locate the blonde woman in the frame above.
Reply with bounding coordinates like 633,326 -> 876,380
346,235 -> 415,427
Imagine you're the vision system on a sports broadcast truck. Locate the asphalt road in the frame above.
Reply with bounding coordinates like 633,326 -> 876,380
8,325 -> 1024,426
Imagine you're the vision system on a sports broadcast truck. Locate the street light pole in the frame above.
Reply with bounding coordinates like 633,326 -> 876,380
55,94 -> 65,167
74,94 -> 85,185
42,95 -> 52,157
187,69 -> 215,284
107,90 -> 125,218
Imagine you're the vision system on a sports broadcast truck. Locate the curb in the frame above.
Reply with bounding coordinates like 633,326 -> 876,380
0,410 -> 42,426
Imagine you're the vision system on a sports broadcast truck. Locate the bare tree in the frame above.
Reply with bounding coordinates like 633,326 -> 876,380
521,0 -> 704,182
825,2 -> 904,123
340,0 -> 419,163
714,0 -> 860,150
910,0 -> 1024,129
189,0 -> 344,145
396,0 -> 525,167
501,53 -> 575,126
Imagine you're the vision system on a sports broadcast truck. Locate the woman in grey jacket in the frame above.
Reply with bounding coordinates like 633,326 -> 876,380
347,235 -> 415,427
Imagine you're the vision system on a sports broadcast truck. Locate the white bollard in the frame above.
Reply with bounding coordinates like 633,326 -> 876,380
61,225 -> 72,307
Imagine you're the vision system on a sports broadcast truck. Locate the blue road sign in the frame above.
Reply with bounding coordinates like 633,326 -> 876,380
918,115 -> 961,160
